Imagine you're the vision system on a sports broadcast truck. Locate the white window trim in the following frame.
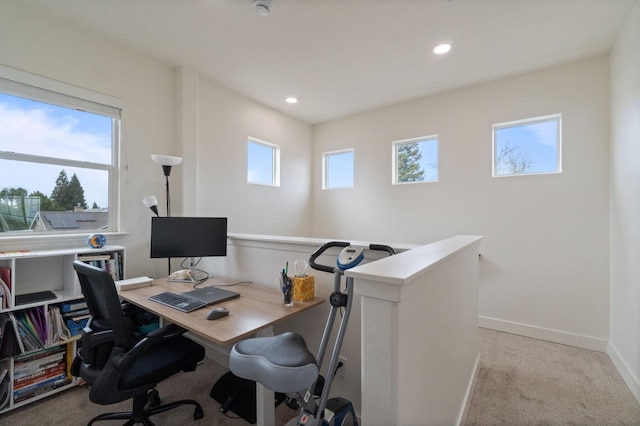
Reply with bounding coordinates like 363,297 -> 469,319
492,113 -> 562,178
322,148 -> 354,190
247,137 -> 281,187
0,64 -> 122,114
0,65 -> 122,237
392,135 -> 439,185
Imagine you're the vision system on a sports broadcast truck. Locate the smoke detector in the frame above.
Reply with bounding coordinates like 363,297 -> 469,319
254,0 -> 272,16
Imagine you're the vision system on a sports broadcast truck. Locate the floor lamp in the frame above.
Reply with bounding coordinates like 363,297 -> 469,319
143,154 -> 182,275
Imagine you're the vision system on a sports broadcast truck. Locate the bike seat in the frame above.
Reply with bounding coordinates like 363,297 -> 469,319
230,332 -> 318,393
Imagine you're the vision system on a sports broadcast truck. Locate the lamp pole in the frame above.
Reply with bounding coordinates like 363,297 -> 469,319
162,165 -> 172,217
151,155 -> 183,276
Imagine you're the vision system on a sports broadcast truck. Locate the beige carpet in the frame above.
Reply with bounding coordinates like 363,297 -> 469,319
0,359 -> 299,426
2,328 -> 640,425
464,328 -> 640,425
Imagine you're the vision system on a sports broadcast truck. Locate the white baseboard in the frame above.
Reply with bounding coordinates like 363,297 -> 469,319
479,316 -> 608,352
457,352 -> 481,426
608,341 -> 640,404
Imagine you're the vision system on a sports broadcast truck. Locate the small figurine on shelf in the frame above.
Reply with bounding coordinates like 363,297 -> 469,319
87,233 -> 106,249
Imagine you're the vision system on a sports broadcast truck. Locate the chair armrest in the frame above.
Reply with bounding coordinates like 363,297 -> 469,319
78,329 -> 116,368
82,328 -> 115,346
110,323 -> 187,372
145,323 -> 187,340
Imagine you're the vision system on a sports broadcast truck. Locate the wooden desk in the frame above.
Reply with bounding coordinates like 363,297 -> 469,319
119,277 -> 324,345
118,277 -> 324,426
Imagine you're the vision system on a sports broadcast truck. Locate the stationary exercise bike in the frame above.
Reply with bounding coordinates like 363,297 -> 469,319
230,241 -> 395,426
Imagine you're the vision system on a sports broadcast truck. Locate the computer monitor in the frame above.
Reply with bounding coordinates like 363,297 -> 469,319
150,217 -> 227,283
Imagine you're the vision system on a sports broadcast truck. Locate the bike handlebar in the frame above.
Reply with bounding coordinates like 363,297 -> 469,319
309,241 -> 351,273
309,241 -> 397,273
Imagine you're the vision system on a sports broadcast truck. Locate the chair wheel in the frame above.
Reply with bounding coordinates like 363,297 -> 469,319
146,389 -> 161,409
193,406 -> 204,420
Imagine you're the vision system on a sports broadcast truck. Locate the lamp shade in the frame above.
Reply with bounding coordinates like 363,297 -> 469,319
151,154 -> 182,166
143,195 -> 159,216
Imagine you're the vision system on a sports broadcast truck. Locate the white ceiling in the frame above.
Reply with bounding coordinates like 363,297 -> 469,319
21,0 -> 637,124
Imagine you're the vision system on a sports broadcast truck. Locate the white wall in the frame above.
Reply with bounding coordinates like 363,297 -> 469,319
609,0 -> 640,400
189,74 -> 313,235
0,3 -> 313,277
0,2 -> 177,279
1,0 -> 629,390
312,56 -> 611,349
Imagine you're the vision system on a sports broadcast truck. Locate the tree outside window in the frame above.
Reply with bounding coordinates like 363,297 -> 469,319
0,70 -> 119,234
493,114 -> 561,177
393,136 -> 438,184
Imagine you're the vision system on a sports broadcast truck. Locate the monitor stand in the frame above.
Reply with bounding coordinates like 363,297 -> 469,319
167,257 -> 208,284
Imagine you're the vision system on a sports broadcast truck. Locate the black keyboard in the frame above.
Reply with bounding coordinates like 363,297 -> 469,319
148,291 -> 206,312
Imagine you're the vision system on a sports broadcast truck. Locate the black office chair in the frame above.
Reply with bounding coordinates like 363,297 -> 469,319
71,260 -> 206,425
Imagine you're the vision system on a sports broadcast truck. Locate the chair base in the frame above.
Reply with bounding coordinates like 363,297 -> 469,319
87,389 -> 204,425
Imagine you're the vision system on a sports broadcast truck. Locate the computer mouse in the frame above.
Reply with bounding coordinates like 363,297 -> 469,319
206,307 -> 229,320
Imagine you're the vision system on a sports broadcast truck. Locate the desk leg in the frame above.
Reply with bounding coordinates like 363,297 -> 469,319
256,382 -> 275,426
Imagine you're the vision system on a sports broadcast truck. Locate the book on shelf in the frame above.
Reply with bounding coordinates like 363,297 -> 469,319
13,309 -> 48,352
13,371 -> 69,404
14,346 -> 66,378
59,300 -> 88,314
0,267 -> 11,309
76,254 -> 111,262
12,344 -> 69,404
5,306 -> 75,355
0,313 -> 20,358
77,252 -> 123,281
14,362 -> 66,390
47,306 -> 72,344
0,362 -> 9,411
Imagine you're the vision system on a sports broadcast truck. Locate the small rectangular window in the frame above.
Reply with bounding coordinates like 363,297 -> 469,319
247,137 -> 280,186
392,136 -> 438,184
0,70 -> 120,235
493,114 -> 561,177
323,149 -> 354,190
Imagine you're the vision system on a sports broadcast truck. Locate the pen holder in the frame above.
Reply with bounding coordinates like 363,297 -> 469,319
280,273 -> 294,307
293,276 -> 315,302
282,284 -> 294,307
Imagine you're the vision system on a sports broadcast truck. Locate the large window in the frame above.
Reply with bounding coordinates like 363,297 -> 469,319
323,149 -> 354,190
392,136 -> 438,184
247,137 -> 280,186
0,67 -> 121,235
493,114 -> 561,177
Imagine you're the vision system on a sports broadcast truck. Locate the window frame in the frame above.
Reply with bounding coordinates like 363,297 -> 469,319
0,64 -> 122,236
492,113 -> 562,178
392,135 -> 439,185
247,137 -> 281,187
322,148 -> 354,190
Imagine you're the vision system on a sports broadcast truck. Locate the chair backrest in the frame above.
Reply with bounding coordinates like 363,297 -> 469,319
73,260 -> 133,350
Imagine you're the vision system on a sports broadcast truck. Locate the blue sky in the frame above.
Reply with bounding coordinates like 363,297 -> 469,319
326,150 -> 354,188
494,118 -> 559,175
0,93 -> 112,208
247,140 -> 274,185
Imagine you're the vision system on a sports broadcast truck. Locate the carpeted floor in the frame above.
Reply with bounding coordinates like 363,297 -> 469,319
464,328 -> 640,425
0,359 -> 299,426
2,328 -> 640,425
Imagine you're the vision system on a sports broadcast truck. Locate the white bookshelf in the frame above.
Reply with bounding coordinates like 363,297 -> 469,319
0,245 -> 125,413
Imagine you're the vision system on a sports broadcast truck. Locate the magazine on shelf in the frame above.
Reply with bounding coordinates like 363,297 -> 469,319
47,306 -> 71,344
0,313 -> 20,358
0,277 -> 11,310
0,362 -> 9,411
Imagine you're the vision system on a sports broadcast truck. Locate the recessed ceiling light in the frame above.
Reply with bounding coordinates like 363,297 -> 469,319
433,43 -> 452,55
286,97 -> 298,104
